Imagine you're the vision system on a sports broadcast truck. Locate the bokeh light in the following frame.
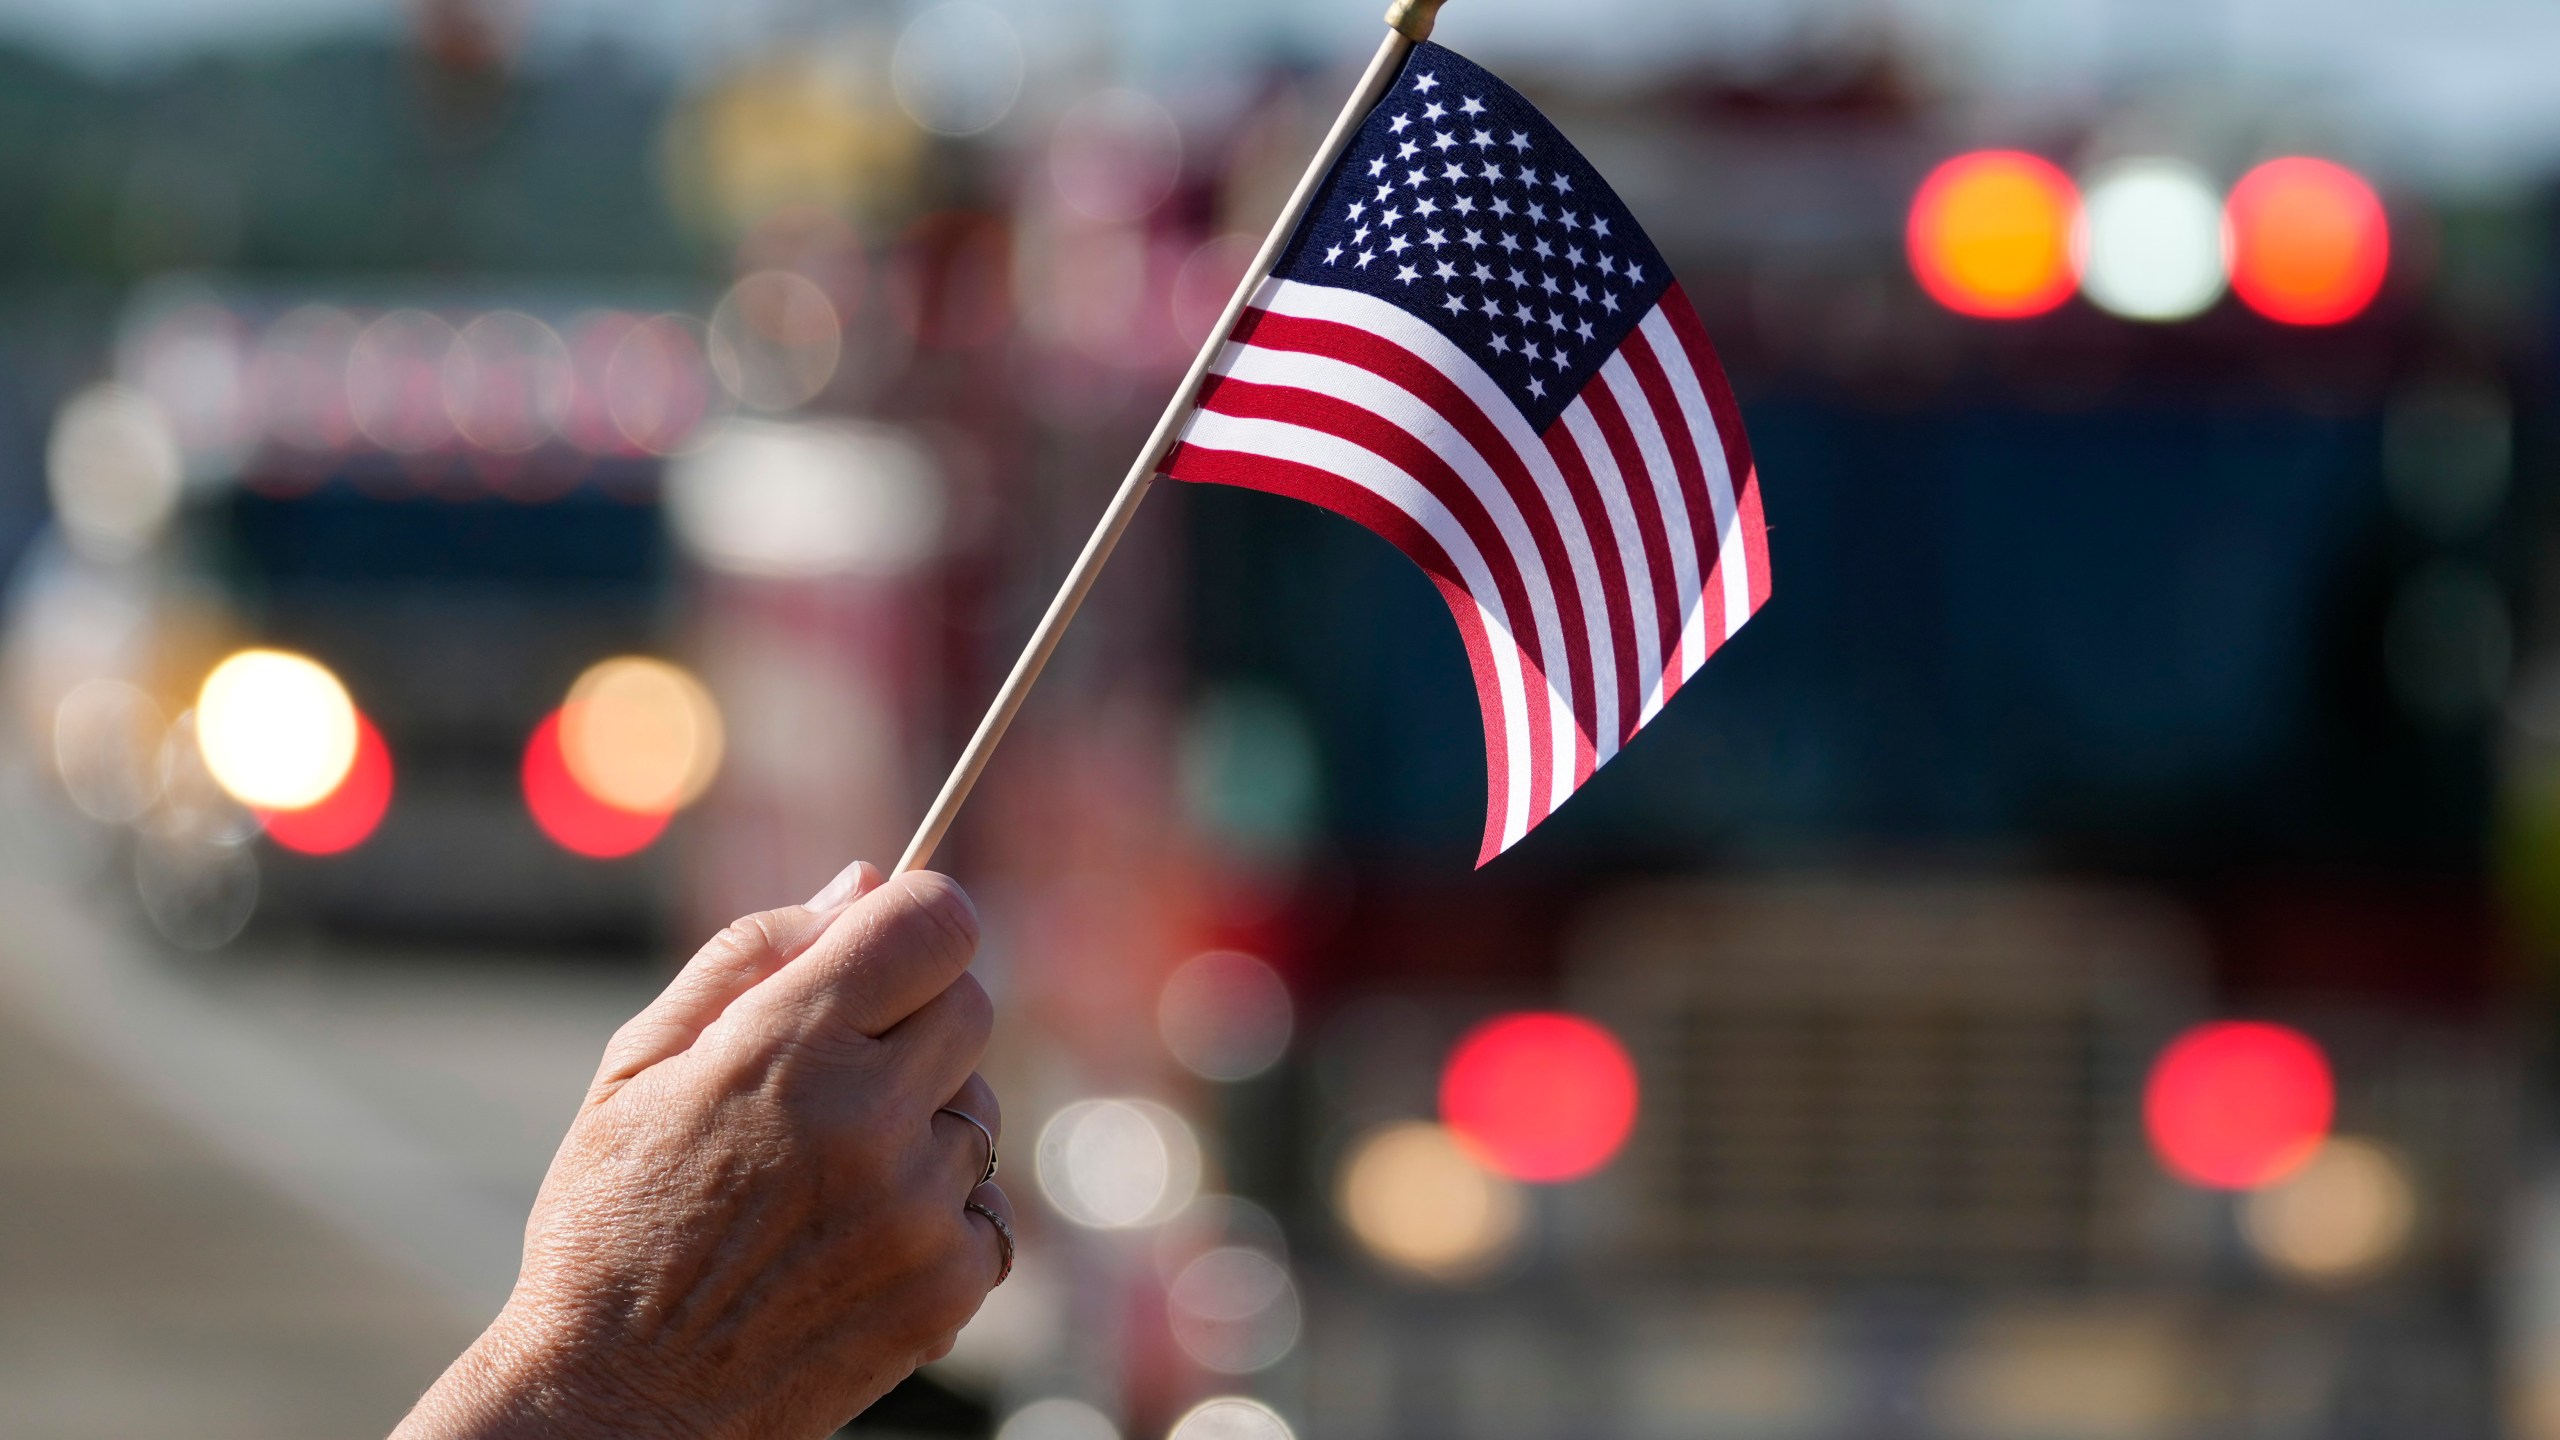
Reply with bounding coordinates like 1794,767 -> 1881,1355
2383,380 -> 2512,541
254,304 -> 362,452
892,3 -> 1025,138
1439,1012 -> 1639,1183
155,711 -> 264,850
346,308 -> 461,452
1049,90 -> 1183,223
521,709 -> 670,859
1035,1098 -> 1201,1230
2384,561 -> 2512,725
2144,1021 -> 2334,1190
1334,1120 -> 1524,1281
443,311 -> 574,454
2076,159 -> 2227,322
1167,1397 -> 1294,1440
260,711 -> 393,856
52,677 -> 167,824
996,1398 -> 1120,1440
559,657 -> 724,815
606,314 -> 715,454
664,418 -> 944,579
2242,1136 -> 2417,1282
2226,157 -> 2388,326
709,270 -> 842,412
1158,950 -> 1295,1082
47,383 -> 183,563
1906,150 -> 2080,319
1155,1193 -> 1290,1285
1167,1246 -> 1301,1374
1172,233 -> 1260,347
133,826 -> 259,951
195,649 -> 360,811
119,297 -> 254,480
562,311 -> 714,457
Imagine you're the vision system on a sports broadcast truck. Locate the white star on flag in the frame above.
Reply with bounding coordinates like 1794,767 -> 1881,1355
1165,39 -> 1769,862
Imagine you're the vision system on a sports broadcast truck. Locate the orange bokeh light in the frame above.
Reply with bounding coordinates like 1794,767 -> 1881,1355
522,709 -> 670,859
2226,158 -> 2388,326
2145,1021 -> 2334,1190
1907,150 -> 2081,319
1440,1013 -> 1639,1183
260,711 -> 393,856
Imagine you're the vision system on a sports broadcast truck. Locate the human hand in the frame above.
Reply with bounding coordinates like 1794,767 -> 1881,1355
393,864 -> 1014,1440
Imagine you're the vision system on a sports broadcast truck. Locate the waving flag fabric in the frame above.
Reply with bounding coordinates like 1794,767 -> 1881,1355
1164,42 -> 1770,864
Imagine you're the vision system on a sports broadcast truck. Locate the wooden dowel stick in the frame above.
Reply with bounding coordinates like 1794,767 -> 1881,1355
894,19 -> 1428,875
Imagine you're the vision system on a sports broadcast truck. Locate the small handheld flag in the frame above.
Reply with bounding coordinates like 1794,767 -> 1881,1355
895,1 -> 1767,873
1166,45 -> 1768,862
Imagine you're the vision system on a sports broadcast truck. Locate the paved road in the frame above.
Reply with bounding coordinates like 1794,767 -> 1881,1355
0,766 -> 659,1438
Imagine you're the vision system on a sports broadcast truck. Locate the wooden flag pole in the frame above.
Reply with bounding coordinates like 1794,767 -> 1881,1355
894,0 -> 1449,874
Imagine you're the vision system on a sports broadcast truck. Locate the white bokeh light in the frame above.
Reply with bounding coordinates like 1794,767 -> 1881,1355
1167,1397 -> 1294,1440
53,677 -> 167,824
2243,1136 -> 2418,1282
708,270 -> 841,413
995,1397 -> 1119,1440
665,418 -> 942,579
47,383 -> 183,563
194,649 -> 358,811
893,3 -> 1025,138
1335,1120 -> 1525,1282
1168,1246 -> 1301,1374
1158,950 -> 1294,1082
444,311 -> 574,453
1049,90 -> 1183,222
2076,159 -> 2228,322
347,308 -> 461,452
1035,1098 -> 1201,1230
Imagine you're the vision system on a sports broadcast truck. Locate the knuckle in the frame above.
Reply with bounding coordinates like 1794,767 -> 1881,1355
946,974 -> 995,1045
705,912 -> 785,967
894,872 -> 980,956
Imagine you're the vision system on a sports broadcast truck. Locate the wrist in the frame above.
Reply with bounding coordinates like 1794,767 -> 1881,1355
395,1297 -> 698,1440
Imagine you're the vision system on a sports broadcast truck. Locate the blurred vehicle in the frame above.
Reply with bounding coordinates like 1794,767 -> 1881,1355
22,285 -> 725,947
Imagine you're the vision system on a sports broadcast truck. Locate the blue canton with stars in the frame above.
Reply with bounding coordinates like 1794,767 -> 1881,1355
1269,42 -> 1675,434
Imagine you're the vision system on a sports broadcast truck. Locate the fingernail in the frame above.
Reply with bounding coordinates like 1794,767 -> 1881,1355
806,861 -> 867,911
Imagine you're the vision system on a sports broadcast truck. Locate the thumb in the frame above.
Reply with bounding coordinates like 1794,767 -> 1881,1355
590,861 -> 884,1102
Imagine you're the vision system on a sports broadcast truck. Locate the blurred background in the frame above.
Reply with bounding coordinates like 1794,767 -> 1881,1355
2,0 -> 2556,1437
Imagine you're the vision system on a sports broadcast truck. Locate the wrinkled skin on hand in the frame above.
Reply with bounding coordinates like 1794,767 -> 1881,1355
394,865 -> 1014,1440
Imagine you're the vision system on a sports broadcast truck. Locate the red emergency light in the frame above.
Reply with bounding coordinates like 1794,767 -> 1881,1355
2225,158 -> 2388,326
1907,150 -> 2082,319
1440,1012 -> 1640,1183
2144,1020 -> 2334,1190
260,711 -> 394,855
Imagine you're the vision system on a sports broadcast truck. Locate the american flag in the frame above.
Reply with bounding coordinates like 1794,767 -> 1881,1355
1165,42 -> 1771,864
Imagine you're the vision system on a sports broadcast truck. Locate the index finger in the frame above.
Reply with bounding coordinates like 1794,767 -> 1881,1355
748,871 -> 981,1042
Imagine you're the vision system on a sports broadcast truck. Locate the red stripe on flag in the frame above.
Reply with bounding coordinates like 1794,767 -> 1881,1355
1229,307 -> 1602,792
1736,464 -> 1771,611
1658,285 -> 1768,615
1193,368 -> 1559,827
1164,439 -> 1514,864
1577,380 -> 1689,710
1540,423 -> 1639,763
1619,326 -> 1726,676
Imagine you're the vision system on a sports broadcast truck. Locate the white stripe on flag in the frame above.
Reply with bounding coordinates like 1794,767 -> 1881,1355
1175,406 -> 1540,848
1595,353 -> 1708,704
1252,280 -> 1612,815
1639,306 -> 1751,644
1207,336 -> 1579,802
1557,397 -> 1667,739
